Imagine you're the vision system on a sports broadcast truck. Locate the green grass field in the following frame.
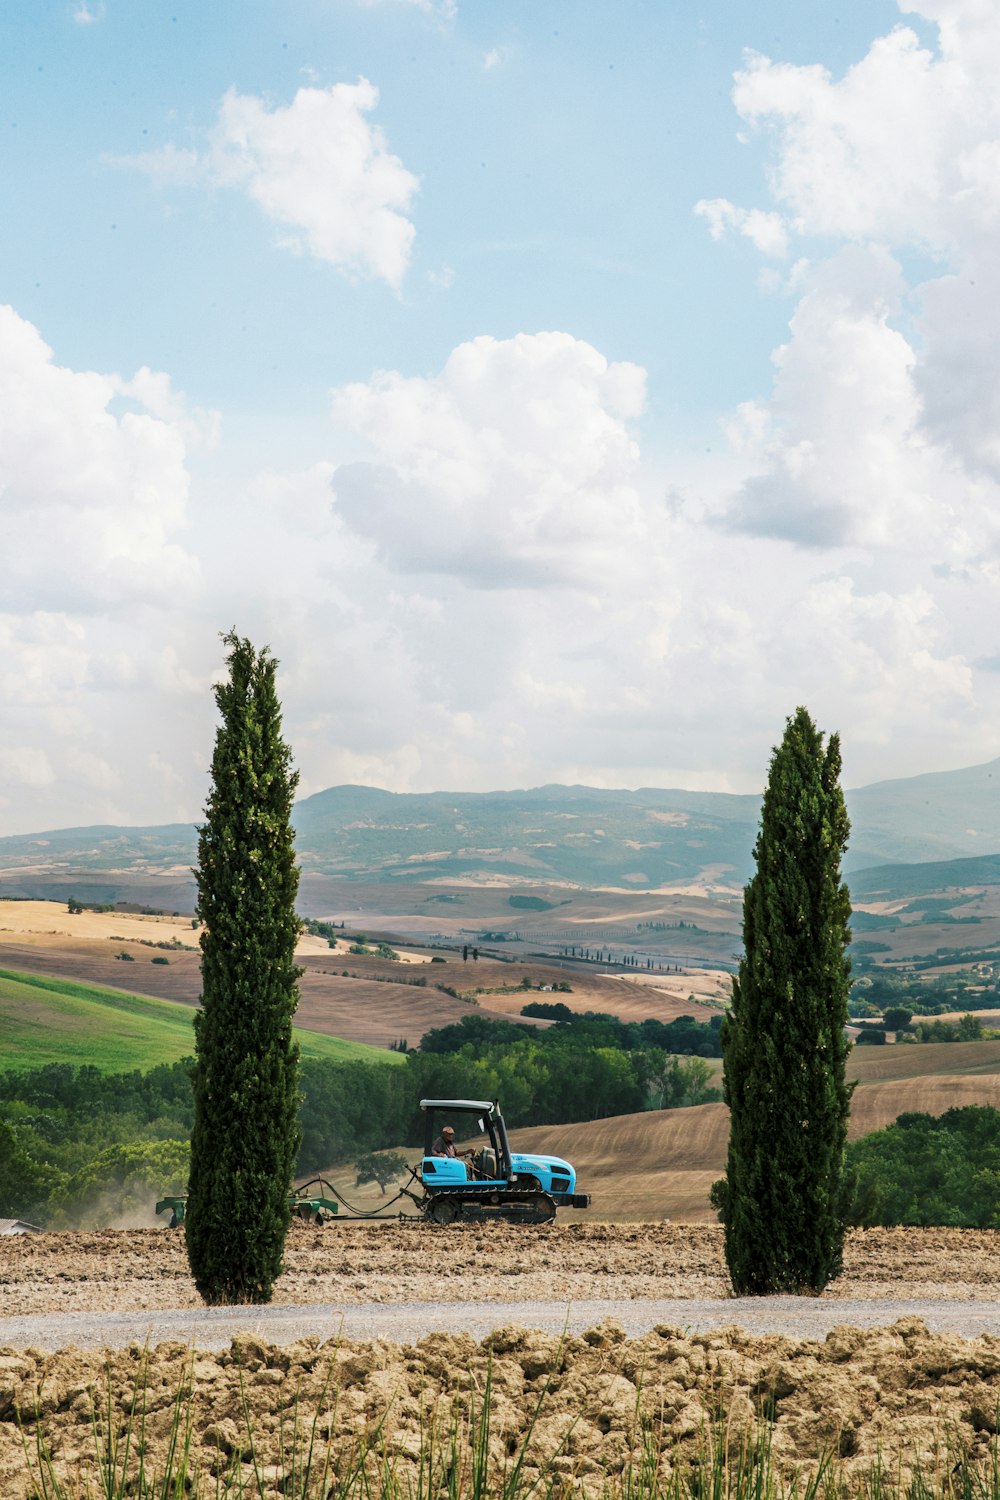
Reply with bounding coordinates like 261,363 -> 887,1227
0,968 -> 404,1073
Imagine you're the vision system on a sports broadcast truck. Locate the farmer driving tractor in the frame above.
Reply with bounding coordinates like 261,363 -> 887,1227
432,1121 -> 483,1182
432,1124 -> 467,1158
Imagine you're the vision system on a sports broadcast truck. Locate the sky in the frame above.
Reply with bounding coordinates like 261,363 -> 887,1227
3,0 -> 1000,834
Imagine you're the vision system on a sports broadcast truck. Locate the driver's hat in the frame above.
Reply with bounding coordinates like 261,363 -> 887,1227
442,1125 -> 455,1136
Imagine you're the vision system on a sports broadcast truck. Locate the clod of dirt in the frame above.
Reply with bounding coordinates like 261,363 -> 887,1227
5,1319 -> 1000,1496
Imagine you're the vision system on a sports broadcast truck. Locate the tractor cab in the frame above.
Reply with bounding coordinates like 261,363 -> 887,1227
419,1097 -> 512,1187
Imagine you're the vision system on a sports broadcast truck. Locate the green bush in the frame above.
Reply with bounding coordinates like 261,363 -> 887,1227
845,1107 -> 1000,1227
914,1014 -> 984,1043
883,1006 -> 912,1031
0,1120 -> 66,1221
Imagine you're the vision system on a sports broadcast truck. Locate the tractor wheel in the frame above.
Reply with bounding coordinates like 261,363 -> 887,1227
429,1196 -> 460,1226
521,1193 -> 556,1225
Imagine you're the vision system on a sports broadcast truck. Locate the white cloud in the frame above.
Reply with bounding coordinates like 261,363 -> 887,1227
72,2 -> 105,23
771,576 -> 974,725
0,615 -> 89,706
329,331 -> 648,588
694,198 -> 789,257
694,0 -> 1000,564
116,366 -> 220,448
636,0 -> 1000,791
122,81 -> 419,288
721,246 -> 985,549
0,311 -> 218,830
0,746 -> 55,789
727,7 -> 1000,255
0,306 -> 201,611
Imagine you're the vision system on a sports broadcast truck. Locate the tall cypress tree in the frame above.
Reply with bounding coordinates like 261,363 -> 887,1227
713,706 -> 853,1295
186,632 -> 302,1305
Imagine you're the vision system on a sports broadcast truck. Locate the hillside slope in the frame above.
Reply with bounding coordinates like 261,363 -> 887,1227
0,968 -> 397,1072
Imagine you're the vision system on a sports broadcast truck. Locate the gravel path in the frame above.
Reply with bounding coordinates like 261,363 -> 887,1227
4,1295 -> 1000,1352
5,1224 -> 1000,1353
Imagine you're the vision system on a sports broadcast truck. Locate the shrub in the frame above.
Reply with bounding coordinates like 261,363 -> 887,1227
845,1106 -> 1000,1227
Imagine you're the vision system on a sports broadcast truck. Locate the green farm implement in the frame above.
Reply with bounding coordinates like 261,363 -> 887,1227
156,1176 -> 340,1229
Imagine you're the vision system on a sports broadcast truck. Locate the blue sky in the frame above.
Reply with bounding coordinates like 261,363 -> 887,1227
2,0 -> 998,834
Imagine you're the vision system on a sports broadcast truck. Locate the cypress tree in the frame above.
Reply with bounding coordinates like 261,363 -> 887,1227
713,706 -> 853,1295
186,632 -> 302,1305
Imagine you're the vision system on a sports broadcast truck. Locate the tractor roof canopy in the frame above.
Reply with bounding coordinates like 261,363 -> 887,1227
419,1098 -> 496,1115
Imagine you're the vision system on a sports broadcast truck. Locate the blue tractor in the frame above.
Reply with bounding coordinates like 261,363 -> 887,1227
418,1097 -> 591,1225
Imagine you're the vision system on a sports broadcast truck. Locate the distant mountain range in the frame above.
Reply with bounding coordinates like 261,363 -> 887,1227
1,756 -> 999,897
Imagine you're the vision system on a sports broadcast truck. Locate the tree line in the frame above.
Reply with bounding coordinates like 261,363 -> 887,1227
850,967 -> 998,1019
844,1106 -> 1000,1228
0,1009 -> 722,1225
7,1050 -> 997,1233
421,1008 -> 724,1057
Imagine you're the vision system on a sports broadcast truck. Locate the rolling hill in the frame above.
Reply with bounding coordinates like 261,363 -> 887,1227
4,754 -> 1000,901
6,901 -> 1000,1224
0,968 -> 404,1073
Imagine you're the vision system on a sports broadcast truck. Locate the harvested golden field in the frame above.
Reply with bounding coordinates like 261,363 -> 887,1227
846,1039 -> 1000,1082
0,899 -> 722,1053
509,1043 -> 1000,1221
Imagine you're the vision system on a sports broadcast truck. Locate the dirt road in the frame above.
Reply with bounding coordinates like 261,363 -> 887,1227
4,1220 -> 1000,1353
7,1293 -> 1000,1355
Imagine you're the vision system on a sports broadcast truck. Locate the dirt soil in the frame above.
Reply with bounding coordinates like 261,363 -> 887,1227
6,1313 -> 1000,1496
6,1223 -> 1000,1316
4,1227 -> 1000,1493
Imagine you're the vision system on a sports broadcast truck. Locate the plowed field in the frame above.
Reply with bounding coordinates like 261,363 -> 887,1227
4,1226 -> 1000,1496
6,1223 -> 1000,1317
